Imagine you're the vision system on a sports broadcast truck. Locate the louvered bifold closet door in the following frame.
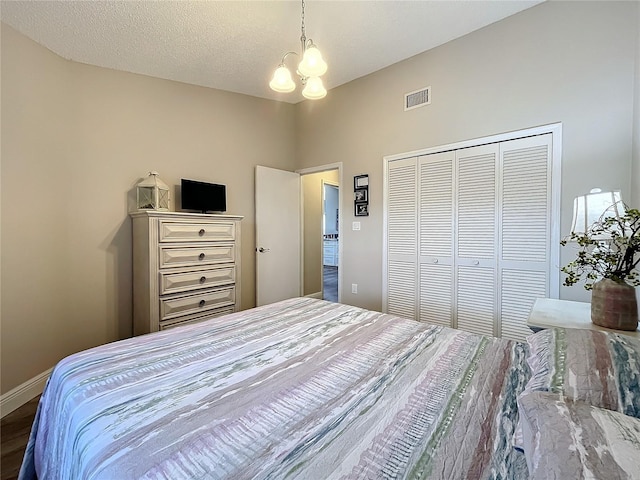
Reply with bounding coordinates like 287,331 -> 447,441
386,158 -> 418,319
455,144 -> 499,337
499,134 -> 553,341
418,152 -> 454,326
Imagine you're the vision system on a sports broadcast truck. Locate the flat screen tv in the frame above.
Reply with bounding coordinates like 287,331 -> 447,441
181,179 -> 226,213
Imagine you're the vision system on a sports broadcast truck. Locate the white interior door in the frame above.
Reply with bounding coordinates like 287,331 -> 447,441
385,157 -> 418,319
498,134 -> 553,341
455,144 -> 499,336
255,165 -> 301,306
418,151 -> 455,327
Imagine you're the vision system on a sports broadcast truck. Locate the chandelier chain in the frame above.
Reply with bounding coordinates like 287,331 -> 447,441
300,0 -> 306,47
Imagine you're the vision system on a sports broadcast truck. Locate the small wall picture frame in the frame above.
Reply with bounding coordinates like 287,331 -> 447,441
354,174 -> 369,217
355,202 -> 369,216
354,189 -> 368,202
354,174 -> 369,189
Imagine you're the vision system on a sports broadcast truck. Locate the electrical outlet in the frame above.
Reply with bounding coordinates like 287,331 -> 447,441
352,221 -> 361,231
351,284 -> 358,294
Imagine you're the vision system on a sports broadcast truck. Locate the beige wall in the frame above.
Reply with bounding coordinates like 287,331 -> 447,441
2,24 -> 75,395
302,170 -> 339,296
1,24 -> 296,394
296,1 -> 638,310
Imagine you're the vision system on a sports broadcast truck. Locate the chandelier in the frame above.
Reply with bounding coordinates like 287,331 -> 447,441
269,0 -> 328,100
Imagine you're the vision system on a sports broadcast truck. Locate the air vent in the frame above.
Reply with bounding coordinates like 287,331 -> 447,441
404,86 -> 431,111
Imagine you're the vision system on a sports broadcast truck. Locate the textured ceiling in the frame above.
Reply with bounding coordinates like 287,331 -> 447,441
1,1 -> 543,103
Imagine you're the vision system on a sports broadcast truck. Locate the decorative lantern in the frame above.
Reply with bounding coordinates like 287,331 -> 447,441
136,171 -> 170,211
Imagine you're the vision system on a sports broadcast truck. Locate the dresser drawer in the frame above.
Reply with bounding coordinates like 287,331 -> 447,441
160,266 -> 235,295
159,221 -> 235,243
159,245 -> 235,268
159,306 -> 235,330
160,286 -> 235,321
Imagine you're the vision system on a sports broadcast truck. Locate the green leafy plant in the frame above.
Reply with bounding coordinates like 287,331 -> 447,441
560,205 -> 640,289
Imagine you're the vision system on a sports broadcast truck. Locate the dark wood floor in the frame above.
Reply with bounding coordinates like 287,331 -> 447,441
1,396 -> 39,480
323,266 -> 338,302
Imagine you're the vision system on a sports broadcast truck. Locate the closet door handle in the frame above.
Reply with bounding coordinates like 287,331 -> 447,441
198,229 -> 206,236
473,260 -> 480,266
199,276 -> 206,284
199,253 -> 205,260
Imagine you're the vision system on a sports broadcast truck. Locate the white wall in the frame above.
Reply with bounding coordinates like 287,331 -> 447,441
296,1 -> 638,310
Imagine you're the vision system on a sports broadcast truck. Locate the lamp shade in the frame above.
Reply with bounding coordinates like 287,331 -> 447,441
571,188 -> 625,238
298,45 -> 327,78
269,65 -> 296,93
302,76 -> 327,100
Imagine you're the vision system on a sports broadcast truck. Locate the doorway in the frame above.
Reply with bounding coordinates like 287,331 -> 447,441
322,182 -> 339,302
255,163 -> 342,306
300,167 -> 341,303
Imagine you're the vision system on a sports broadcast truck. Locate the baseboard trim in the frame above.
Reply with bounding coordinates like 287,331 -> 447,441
1,368 -> 52,418
305,292 -> 323,299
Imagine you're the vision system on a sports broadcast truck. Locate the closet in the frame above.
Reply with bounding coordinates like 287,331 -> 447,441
384,128 -> 560,341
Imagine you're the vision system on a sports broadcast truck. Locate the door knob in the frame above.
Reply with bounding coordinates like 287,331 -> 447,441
257,247 -> 271,253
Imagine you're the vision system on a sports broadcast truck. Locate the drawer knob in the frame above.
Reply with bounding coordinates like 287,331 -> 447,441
200,276 -> 206,284
199,229 -> 205,236
199,253 -> 205,260
199,300 -> 206,307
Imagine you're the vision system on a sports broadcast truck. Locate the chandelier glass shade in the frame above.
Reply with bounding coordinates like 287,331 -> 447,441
298,44 -> 327,77
301,75 -> 327,100
269,0 -> 327,100
269,64 -> 296,93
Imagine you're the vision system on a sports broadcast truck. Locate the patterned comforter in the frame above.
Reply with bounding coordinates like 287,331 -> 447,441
20,298 -> 530,479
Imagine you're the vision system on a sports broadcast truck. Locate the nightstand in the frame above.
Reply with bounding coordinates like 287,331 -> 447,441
527,298 -> 640,338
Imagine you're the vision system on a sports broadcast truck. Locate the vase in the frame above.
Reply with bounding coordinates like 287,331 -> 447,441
591,278 -> 639,331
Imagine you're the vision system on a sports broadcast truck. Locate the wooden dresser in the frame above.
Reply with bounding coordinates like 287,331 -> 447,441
131,211 -> 243,334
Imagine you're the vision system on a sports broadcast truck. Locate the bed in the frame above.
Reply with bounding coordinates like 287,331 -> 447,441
19,298 -> 640,479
